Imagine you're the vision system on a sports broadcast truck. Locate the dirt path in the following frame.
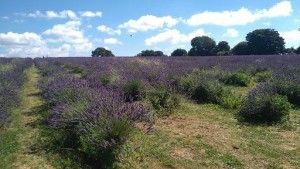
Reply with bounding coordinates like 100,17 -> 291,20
12,66 -> 54,169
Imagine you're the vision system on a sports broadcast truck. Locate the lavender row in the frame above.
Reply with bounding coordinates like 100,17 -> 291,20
0,58 -> 33,127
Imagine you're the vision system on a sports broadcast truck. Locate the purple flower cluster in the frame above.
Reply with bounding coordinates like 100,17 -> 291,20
34,54 -> 300,161
35,58 -> 150,158
0,58 -> 33,127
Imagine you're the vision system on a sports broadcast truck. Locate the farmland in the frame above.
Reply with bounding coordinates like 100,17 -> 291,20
0,55 -> 300,169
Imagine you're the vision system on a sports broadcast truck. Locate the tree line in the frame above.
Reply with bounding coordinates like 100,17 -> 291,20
92,29 -> 300,57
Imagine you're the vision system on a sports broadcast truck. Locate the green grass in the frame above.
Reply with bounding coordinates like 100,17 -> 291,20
115,98 -> 300,169
0,110 -> 21,169
0,64 -> 14,72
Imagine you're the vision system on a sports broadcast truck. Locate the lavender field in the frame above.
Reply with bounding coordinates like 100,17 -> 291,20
1,55 -> 300,169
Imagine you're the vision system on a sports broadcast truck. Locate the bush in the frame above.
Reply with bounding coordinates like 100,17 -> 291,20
79,116 -> 132,159
238,84 -> 291,124
99,74 -> 112,86
147,88 -> 180,116
273,80 -> 300,107
255,71 -> 272,82
171,49 -> 188,57
221,91 -> 242,109
123,80 -> 145,102
191,81 -> 224,104
222,72 -> 251,87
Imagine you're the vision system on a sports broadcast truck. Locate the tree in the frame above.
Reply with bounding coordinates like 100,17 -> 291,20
91,47 -> 114,57
215,41 -> 230,56
283,47 -> 295,54
246,29 -> 285,55
137,50 -> 165,57
188,36 -> 216,56
171,49 -> 188,56
231,42 -> 251,55
296,46 -> 300,54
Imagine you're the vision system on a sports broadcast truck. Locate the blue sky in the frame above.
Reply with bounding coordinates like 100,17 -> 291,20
0,0 -> 299,57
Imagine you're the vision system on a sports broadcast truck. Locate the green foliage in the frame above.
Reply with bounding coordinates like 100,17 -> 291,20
191,81 -> 225,104
246,29 -> 285,55
64,64 -> 86,77
221,91 -> 242,109
296,46 -> 300,54
215,41 -> 230,55
147,88 -> 180,116
231,42 -> 250,55
189,36 -> 216,56
99,74 -> 112,86
217,51 -> 231,56
255,71 -> 272,82
92,47 -> 115,57
79,117 -> 132,159
123,80 -> 145,102
171,48 -> 188,56
273,80 -> 300,107
222,72 -> 251,87
239,93 -> 291,124
137,50 -> 165,57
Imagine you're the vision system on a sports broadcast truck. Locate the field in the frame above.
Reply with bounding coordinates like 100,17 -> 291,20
0,55 -> 300,169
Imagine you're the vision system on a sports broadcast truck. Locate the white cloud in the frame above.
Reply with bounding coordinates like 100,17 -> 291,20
80,11 -> 102,18
97,25 -> 121,35
103,38 -> 122,45
0,32 -> 70,57
187,1 -> 292,26
145,29 -> 207,46
119,15 -> 179,33
43,21 -> 93,53
2,16 -> 9,20
223,28 -> 239,38
280,30 -> 300,47
0,32 -> 44,46
27,10 -> 79,20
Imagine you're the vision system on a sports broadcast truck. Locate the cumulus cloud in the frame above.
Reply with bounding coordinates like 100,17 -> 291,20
187,1 -> 292,26
0,20 -> 94,57
97,25 -> 121,35
0,32 -> 70,57
27,10 -> 79,20
145,29 -> 207,46
43,21 -> 93,53
119,15 -> 180,33
0,32 -> 45,46
103,38 -> 122,45
280,30 -> 300,47
223,28 -> 239,38
80,11 -> 102,18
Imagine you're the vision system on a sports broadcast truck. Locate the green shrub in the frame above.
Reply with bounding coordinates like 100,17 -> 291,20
222,72 -> 251,87
99,74 -> 112,86
191,81 -> 224,104
123,80 -> 145,102
79,116 -> 132,159
273,80 -> 300,107
255,71 -> 272,82
179,74 -> 197,95
221,91 -> 242,109
238,84 -> 291,124
147,88 -> 180,116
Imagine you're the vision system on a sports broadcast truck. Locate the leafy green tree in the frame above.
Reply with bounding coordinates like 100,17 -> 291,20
91,47 -> 114,57
171,49 -> 188,56
188,36 -> 216,56
296,46 -> 300,54
137,50 -> 165,57
215,41 -> 230,56
246,29 -> 285,55
283,47 -> 296,54
231,42 -> 251,55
